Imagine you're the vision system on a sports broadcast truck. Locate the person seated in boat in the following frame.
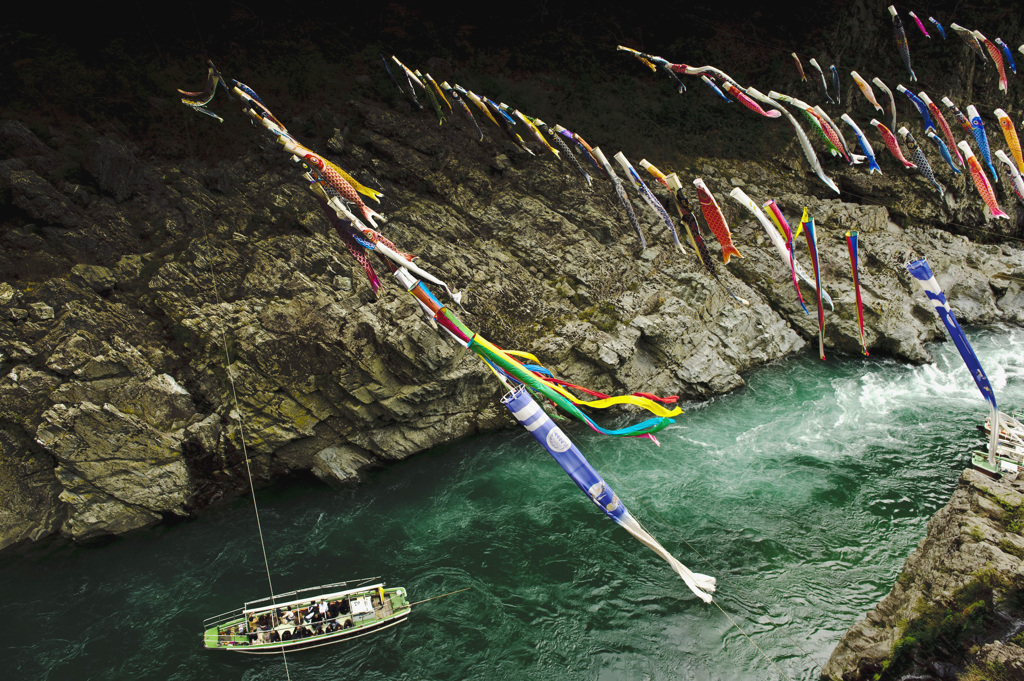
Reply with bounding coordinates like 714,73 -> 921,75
281,629 -> 292,642
313,623 -> 324,636
283,608 -> 295,623
269,629 -> 281,643
325,618 -> 340,633
328,600 -> 341,618
257,614 -> 271,631
317,599 -> 329,619
339,599 -> 350,615
302,606 -> 316,623
343,618 -> 353,629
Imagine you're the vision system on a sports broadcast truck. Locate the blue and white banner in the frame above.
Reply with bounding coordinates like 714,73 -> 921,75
907,258 -> 1000,460
502,387 -> 716,602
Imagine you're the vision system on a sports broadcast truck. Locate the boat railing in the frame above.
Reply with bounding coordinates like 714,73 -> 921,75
203,576 -> 381,629
206,588 -> 410,647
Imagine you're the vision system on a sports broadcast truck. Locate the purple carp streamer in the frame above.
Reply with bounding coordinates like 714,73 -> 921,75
888,6 -> 917,81
390,56 -> 425,111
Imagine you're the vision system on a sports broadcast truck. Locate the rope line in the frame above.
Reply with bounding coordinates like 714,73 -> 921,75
406,587 -> 473,608
184,113 -> 292,681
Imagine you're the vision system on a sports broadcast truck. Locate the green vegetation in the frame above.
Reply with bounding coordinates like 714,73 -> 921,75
874,569 -> 1024,680
578,301 -> 620,333
997,539 -> 1024,561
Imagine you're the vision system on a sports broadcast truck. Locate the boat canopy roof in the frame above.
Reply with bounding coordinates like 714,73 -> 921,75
242,583 -> 385,615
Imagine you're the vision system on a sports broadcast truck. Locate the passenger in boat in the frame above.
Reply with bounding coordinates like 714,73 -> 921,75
328,600 -> 341,618
269,629 -> 281,643
303,606 -> 315,623
317,599 -> 329,618
313,624 -> 324,636
339,599 -> 350,614
281,629 -> 292,642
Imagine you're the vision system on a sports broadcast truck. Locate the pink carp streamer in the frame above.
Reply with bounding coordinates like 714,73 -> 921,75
870,119 -> 916,168
976,31 -> 1009,92
845,231 -> 869,355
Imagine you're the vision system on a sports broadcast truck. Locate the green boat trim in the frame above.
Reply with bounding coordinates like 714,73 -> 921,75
203,580 -> 410,654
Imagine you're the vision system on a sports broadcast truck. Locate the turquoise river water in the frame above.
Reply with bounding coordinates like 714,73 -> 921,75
5,326 -> 1024,681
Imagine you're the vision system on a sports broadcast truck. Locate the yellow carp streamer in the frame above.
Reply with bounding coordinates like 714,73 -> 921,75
502,350 -> 683,418
323,158 -> 384,203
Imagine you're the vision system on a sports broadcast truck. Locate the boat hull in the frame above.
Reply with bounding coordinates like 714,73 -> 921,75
219,612 -> 410,655
203,583 -> 410,654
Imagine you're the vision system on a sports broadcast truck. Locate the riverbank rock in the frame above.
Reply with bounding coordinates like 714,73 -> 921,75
821,468 -> 1024,680
2,74 -> 1024,552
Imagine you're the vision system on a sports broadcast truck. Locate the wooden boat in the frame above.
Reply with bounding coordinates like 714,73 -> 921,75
203,579 -> 411,654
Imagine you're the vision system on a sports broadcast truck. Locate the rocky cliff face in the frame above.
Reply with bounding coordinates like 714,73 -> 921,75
2,90 -> 1024,552
822,468 -> 1024,680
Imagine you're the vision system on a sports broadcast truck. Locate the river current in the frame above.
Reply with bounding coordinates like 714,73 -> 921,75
5,325 -> 1024,681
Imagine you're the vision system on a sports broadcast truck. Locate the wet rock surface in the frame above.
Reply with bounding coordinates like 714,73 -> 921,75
822,469 -> 1024,680
1,97 -> 1024,553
